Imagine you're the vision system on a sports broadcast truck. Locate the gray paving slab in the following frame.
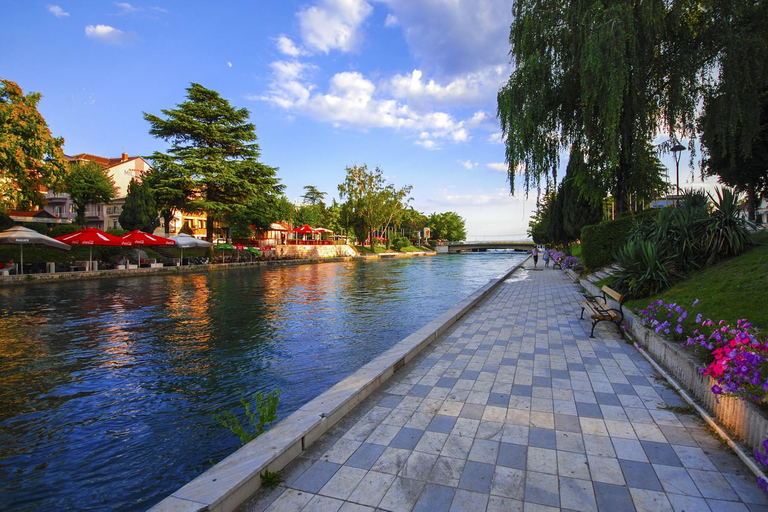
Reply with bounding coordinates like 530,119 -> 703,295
238,263 -> 767,512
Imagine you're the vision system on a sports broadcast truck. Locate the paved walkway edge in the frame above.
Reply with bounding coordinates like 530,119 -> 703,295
580,277 -> 768,486
149,258 -> 530,512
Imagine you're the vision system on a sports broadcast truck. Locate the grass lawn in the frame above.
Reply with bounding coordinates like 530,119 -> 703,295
626,231 -> 768,332
399,245 -> 432,253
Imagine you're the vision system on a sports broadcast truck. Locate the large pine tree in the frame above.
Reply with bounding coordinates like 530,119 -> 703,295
119,179 -> 160,233
144,83 -> 282,241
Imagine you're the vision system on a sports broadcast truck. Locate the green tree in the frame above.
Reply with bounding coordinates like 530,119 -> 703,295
0,79 -> 68,211
301,186 -> 326,206
63,161 -> 116,226
561,153 -> 606,241
293,204 -> 322,227
144,83 -> 283,241
119,179 -> 160,233
427,211 -> 466,242
700,90 -> 768,221
338,165 -> 389,251
528,192 -> 555,246
497,0 -> 707,214
142,158 -> 194,235
400,208 -> 428,240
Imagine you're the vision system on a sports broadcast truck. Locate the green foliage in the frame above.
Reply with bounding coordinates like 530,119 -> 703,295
106,228 -> 128,237
144,83 -> 283,241
301,186 -> 326,205
706,187 -> 756,263
391,235 -> 411,251
700,89 -> 768,221
0,210 -> 13,230
142,158 -> 194,235
609,240 -> 673,298
427,211 -> 466,242
213,389 -> 280,446
0,79 -> 68,210
26,222 -> 48,235
260,470 -> 281,489
50,224 -> 79,237
179,223 -> 194,235
580,218 -> 633,270
293,204 -> 322,227
119,179 -> 160,233
64,160 -> 116,226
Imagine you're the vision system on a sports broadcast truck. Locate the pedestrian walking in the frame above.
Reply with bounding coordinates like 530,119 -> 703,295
532,246 -> 539,268
543,247 -> 550,268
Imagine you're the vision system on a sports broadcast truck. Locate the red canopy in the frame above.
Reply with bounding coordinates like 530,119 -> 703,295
314,227 -> 333,233
120,230 -> 176,246
56,228 -> 130,246
291,225 -> 316,234
233,244 -> 246,250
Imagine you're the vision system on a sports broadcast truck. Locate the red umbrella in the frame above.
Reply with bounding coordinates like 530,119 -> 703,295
120,230 -> 177,246
291,225 -> 315,234
55,228 -> 131,270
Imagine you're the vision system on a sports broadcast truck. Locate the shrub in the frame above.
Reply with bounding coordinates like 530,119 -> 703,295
107,228 -> 128,237
213,389 -> 281,446
25,222 -> 49,234
706,187 -> 755,264
580,217 -> 633,270
610,240 -> 674,298
50,224 -> 80,237
392,236 -> 411,251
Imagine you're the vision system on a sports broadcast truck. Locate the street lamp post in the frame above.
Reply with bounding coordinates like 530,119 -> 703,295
671,143 -> 686,207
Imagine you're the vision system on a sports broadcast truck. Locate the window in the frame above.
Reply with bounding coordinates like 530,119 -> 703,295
53,206 -> 62,217
69,203 -> 76,214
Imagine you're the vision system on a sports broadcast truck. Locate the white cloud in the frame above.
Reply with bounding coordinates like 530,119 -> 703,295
85,24 -> 137,45
227,62 -> 232,68
459,160 -> 477,170
298,0 -> 373,53
115,2 -> 140,14
260,67 -> 474,146
276,35 -> 305,57
488,132 -> 505,144
151,6 -> 169,14
385,14 -> 398,27
379,0 -> 512,77
47,5 -> 69,17
487,162 -> 508,172
388,67 -> 506,108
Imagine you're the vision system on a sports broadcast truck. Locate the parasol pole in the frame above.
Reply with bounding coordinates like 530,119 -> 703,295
19,244 -> 24,275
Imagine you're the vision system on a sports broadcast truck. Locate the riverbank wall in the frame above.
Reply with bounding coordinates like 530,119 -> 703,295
0,248 -> 436,287
149,257 -> 529,512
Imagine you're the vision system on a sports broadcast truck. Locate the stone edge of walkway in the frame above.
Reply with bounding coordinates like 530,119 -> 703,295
149,258 -> 531,512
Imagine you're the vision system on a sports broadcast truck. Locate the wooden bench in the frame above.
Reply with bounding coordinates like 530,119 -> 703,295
579,285 -> 626,338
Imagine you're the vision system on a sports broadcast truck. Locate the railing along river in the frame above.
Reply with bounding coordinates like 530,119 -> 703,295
0,252 -> 526,511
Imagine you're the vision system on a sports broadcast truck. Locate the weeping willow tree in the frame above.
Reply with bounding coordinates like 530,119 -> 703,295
498,0 -> 711,214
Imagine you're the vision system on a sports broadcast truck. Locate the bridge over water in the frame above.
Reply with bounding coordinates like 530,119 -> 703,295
436,240 -> 535,254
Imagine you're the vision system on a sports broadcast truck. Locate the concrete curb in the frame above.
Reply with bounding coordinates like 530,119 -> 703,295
150,257 -> 531,511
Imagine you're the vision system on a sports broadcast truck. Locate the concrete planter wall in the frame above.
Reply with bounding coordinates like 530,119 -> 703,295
581,279 -> 768,456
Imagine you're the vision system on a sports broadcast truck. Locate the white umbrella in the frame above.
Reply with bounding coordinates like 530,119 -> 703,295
169,234 -> 213,265
0,226 -> 71,275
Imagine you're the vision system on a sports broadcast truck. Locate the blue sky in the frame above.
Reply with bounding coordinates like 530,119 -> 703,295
3,1 -> 710,238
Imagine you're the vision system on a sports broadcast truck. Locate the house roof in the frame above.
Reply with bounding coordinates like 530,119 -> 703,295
66,153 -> 147,170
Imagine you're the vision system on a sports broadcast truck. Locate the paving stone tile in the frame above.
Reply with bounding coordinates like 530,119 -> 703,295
319,466 -> 370,500
560,476 -> 597,511
666,494 -> 712,512
488,392 -> 511,408
451,418 -> 480,437
458,460 -> 495,493
619,460 -> 663,492
263,488 -> 314,512
436,377 -> 459,389
502,424 -> 530,445
400,451 -> 438,481
378,394 -> 405,408
410,384 -> 434,397
476,421 -> 504,441
557,451 -> 590,480
468,438 -> 499,464
525,471 -> 560,508
371,447 -> 411,475
457,403 -> 484,420
292,460 -> 342,494
594,482 -> 635,512
344,421 -> 381,442
378,476 -> 426,512
441,434 -> 474,459
413,431 -> 448,455
587,454 -> 625,486
652,463 -> 701,497
723,472 -> 768,505
705,499 -> 749,511
613,438 -> 649,462
556,431 -> 585,453
405,412 -> 435,430
413,483 -> 455,512
576,402 -> 603,419
498,442 -> 527,470
449,489 -> 489,512
367,424 -> 402,446
491,466 -> 525,499
487,495 -> 523,512
629,488 -> 673,512
641,441 -> 682,467
427,415 -> 458,434
527,447 -> 557,475
688,469 -> 741,501
512,384 -> 533,397
323,439 -> 364,465
338,502 -> 376,512
672,445 -> 718,471
528,428 -> 557,449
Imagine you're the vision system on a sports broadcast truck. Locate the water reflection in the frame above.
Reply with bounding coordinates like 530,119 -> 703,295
0,253 -> 525,511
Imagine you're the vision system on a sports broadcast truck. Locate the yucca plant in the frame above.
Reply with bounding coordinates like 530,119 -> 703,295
609,240 -> 675,298
705,187 -> 755,264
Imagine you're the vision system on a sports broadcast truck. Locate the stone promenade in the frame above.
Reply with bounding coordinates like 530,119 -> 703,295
240,261 -> 768,512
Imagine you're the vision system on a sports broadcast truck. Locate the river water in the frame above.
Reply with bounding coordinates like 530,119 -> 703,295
0,252 -> 526,511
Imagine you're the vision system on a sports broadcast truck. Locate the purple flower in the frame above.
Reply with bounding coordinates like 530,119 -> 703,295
712,385 -> 723,394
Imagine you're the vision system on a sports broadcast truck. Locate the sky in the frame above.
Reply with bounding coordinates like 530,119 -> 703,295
2,1 -> 713,239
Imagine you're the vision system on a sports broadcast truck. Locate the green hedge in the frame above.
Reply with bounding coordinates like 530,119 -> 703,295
580,217 -> 633,270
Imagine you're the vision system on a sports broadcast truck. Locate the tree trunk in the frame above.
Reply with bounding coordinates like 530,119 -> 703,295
206,216 -> 214,242
162,210 -> 173,236
747,181 -> 757,221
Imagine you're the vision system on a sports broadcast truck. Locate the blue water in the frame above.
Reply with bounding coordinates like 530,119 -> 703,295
0,253 -> 525,511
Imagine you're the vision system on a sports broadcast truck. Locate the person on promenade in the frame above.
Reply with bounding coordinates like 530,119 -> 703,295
532,246 -> 539,268
543,248 -> 550,268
